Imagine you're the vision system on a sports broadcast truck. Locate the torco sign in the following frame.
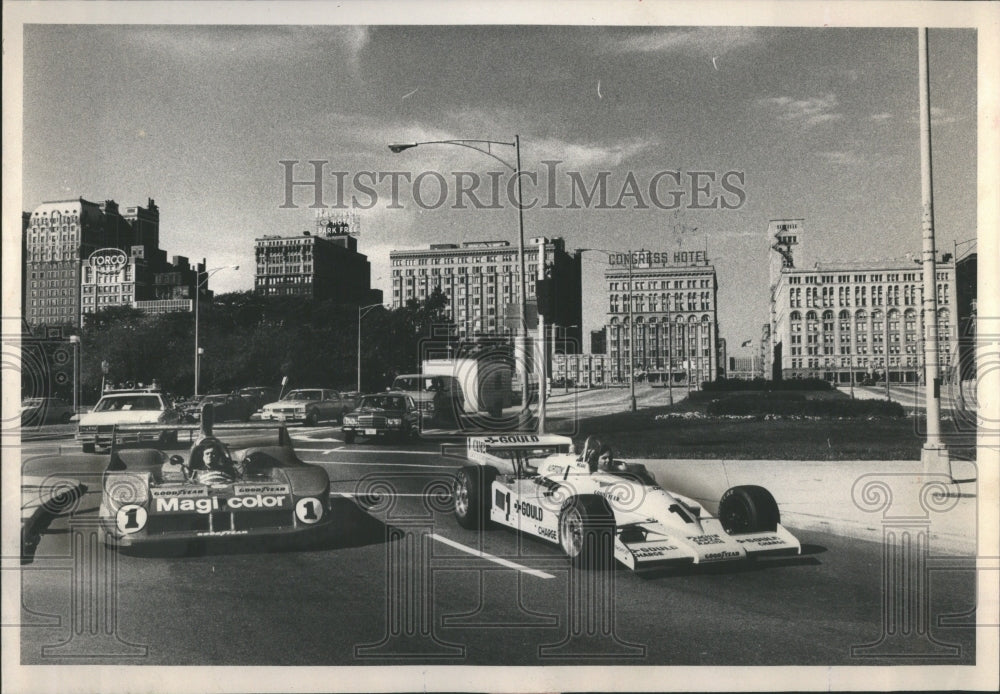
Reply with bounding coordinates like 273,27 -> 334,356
88,248 -> 128,275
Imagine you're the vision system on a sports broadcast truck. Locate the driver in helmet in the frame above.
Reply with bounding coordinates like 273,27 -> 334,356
192,438 -> 240,484
596,445 -> 627,473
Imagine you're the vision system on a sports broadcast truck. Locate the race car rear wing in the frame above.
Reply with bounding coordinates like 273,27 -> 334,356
465,434 -> 575,473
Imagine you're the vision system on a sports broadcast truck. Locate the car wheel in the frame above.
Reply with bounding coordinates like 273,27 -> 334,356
343,431 -> 356,444
453,465 -> 496,530
82,443 -> 95,454
305,411 -> 318,427
558,496 -> 615,570
718,485 -> 780,534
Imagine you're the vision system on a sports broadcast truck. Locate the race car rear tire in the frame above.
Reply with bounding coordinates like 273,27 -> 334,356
718,485 -> 780,534
453,465 -> 496,530
559,496 -> 615,570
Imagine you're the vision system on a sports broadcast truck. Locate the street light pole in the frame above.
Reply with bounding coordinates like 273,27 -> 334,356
389,137 -> 530,414
357,302 -> 383,392
578,247 -> 637,412
194,264 -> 238,397
69,335 -> 80,414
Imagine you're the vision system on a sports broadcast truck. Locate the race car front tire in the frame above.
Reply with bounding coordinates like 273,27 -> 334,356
718,485 -> 780,534
453,465 -> 496,530
559,495 -> 615,570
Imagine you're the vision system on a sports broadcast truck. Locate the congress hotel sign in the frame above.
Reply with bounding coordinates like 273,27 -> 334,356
88,248 -> 129,275
608,249 -> 709,267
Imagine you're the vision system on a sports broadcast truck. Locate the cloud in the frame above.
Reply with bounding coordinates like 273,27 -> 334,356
529,136 -> 658,168
756,93 -> 843,127
606,27 -> 763,58
930,106 -> 962,125
815,151 -> 862,166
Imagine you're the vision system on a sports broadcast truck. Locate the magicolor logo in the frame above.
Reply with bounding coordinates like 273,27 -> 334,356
89,248 -> 129,275
155,495 -> 287,513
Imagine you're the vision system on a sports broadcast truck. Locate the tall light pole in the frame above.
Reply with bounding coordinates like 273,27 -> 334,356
917,28 -> 948,476
579,248 -> 637,412
388,137 -> 530,413
194,264 -> 238,397
68,335 -> 80,414
357,302 -> 383,392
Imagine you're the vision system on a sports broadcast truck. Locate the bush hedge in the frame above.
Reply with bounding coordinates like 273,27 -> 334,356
702,377 -> 834,392
706,395 -> 906,418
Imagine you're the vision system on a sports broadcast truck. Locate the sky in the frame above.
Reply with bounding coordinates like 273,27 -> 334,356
19,18 -> 979,353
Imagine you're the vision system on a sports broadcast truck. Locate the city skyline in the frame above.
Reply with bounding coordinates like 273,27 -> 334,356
16,13 -> 980,353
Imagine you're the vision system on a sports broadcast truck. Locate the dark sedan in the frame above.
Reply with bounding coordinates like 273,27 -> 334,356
341,392 -> 420,444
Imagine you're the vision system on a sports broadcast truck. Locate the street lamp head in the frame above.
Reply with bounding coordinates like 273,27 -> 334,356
388,143 -> 417,154
69,335 -> 80,344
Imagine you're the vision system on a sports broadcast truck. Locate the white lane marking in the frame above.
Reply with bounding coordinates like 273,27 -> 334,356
334,492 -> 437,499
305,459 -> 458,470
319,447 -> 346,455
429,533 -> 555,579
299,448 -> 440,456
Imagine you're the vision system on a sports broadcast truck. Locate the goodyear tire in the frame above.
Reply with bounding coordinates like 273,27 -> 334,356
718,485 -> 780,534
559,496 -> 615,570
343,431 -> 356,444
453,466 -> 496,530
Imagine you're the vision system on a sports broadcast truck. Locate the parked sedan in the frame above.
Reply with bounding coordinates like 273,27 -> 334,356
260,389 -> 349,426
341,392 -> 420,444
21,397 -> 76,426
181,393 -> 255,423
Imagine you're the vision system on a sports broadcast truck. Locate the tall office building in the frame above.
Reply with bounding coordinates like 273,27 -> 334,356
604,249 -> 720,385
254,212 -> 381,304
389,237 -> 582,346
768,219 -> 959,382
23,198 -> 159,328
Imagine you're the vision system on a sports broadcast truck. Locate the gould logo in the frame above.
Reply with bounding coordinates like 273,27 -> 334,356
512,500 -> 543,521
88,248 -> 129,275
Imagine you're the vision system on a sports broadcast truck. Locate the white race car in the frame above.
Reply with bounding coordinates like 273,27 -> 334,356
452,434 -> 801,571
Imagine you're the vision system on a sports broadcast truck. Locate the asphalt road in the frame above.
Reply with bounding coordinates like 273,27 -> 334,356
16,426 -> 977,666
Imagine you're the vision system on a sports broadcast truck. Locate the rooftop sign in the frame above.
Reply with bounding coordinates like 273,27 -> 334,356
88,248 -> 129,275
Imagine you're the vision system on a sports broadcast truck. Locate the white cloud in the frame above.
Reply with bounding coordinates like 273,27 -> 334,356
815,151 -> 862,166
757,93 -> 843,127
607,27 -> 763,58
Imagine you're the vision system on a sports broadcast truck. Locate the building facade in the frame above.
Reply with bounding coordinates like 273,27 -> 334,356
23,198 -> 158,328
552,353 -> 611,388
604,249 -> 720,385
80,248 -> 204,321
767,220 -> 959,383
254,213 -> 381,305
389,237 -> 582,346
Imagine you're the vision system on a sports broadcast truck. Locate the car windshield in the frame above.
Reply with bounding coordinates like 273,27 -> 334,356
284,390 -> 321,401
359,395 -> 404,410
392,377 -> 418,391
94,396 -> 162,412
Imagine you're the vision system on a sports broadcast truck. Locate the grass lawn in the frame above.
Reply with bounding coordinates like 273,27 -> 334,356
559,399 -> 977,461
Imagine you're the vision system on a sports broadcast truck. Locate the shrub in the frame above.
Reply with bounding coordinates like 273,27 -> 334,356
702,377 -> 833,392
706,396 -> 905,418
